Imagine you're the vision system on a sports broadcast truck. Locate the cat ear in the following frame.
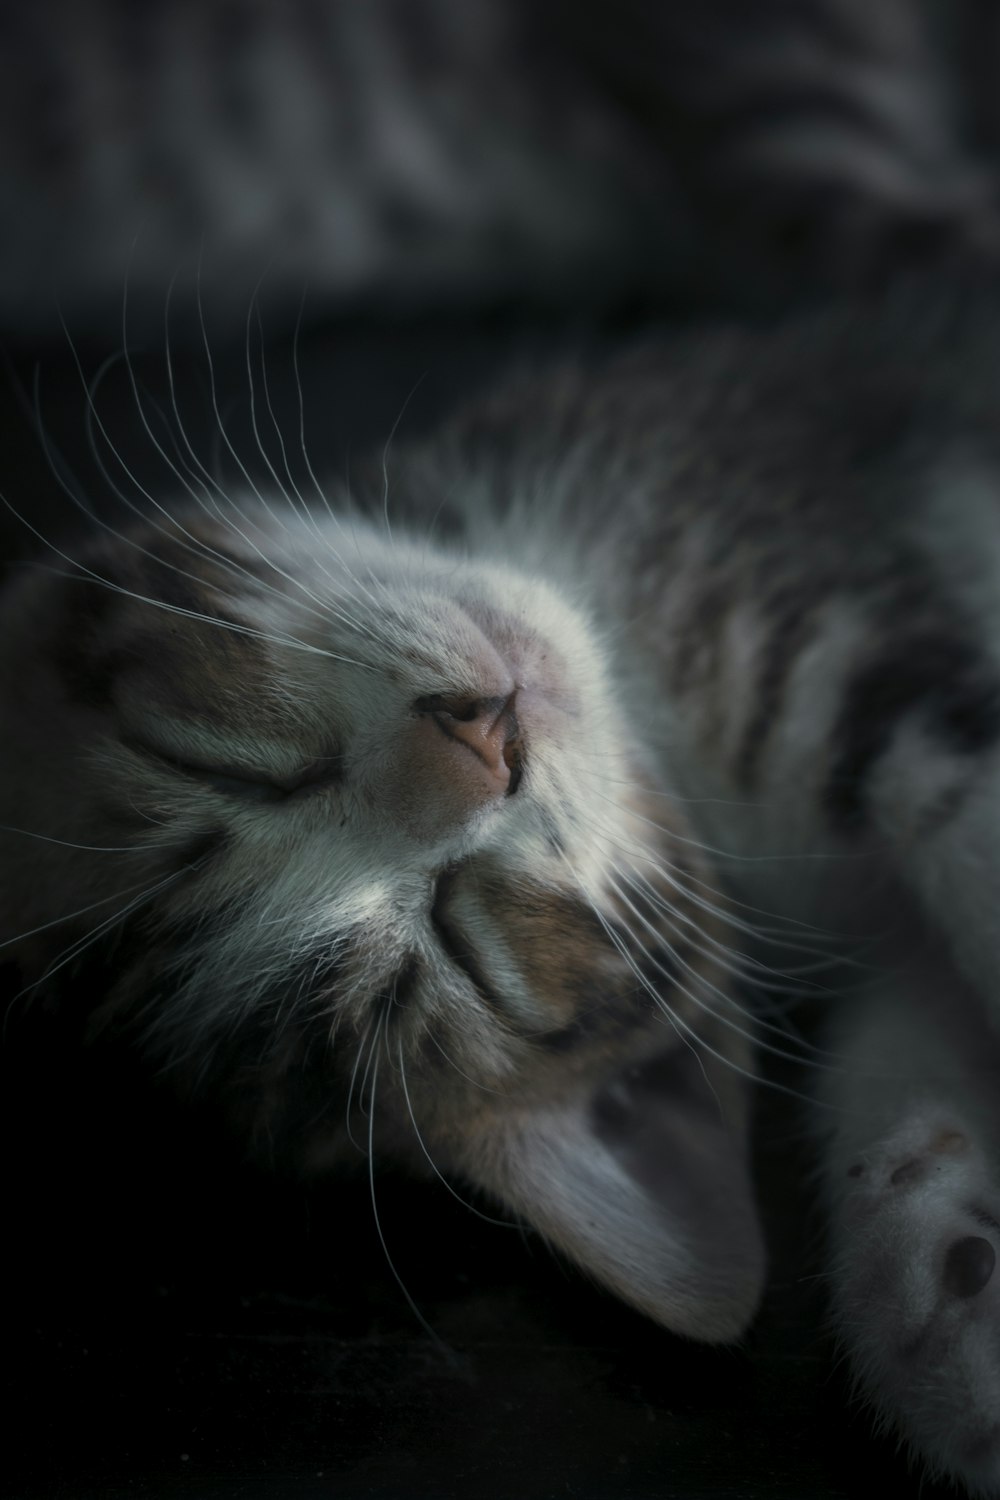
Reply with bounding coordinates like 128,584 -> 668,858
457,1045 -> 766,1343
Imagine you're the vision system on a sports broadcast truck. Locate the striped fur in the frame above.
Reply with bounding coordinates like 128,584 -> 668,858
4,0 -> 1000,342
12,278 -> 1000,1484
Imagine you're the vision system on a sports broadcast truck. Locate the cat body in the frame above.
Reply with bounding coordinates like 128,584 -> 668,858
7,281 -> 1000,1490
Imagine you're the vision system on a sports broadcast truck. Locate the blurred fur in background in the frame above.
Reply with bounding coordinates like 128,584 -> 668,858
2,0 -> 999,344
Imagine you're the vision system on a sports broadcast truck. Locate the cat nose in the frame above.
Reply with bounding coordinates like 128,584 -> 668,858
415,692 -> 520,790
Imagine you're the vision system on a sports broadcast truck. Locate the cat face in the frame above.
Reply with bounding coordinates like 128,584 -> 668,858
0,501 -> 764,1340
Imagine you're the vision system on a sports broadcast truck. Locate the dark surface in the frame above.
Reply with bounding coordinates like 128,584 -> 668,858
0,318 -> 950,1500
1,994 -> 913,1500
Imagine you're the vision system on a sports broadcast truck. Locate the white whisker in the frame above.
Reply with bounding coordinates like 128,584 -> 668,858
380,371 -> 427,546
4,864 -> 191,1023
367,1013 -> 447,1348
570,859 -> 833,1110
396,1035 -> 514,1228
344,1014 -> 376,1154
604,870 -> 843,1073
0,825 -> 164,854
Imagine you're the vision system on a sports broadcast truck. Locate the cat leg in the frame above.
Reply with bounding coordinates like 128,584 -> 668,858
821,956 -> 1000,1495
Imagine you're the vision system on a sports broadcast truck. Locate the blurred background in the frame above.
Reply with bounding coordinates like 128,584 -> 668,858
1,4 -> 995,1497
2,0 -> 999,346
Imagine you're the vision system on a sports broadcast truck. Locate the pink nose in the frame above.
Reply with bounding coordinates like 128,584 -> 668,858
416,692 -> 520,791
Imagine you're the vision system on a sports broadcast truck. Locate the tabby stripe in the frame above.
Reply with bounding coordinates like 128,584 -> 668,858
737,587 -> 820,789
824,633 -> 1000,830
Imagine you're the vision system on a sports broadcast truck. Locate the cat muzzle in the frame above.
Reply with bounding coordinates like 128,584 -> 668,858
414,691 -> 522,794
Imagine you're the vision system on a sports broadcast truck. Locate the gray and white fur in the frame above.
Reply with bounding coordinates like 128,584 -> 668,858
7,277 -> 1000,1489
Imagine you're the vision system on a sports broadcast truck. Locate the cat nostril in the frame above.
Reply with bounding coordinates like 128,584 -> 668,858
414,692 -> 520,790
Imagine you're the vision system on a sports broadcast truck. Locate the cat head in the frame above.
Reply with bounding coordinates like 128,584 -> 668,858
0,500 -> 764,1341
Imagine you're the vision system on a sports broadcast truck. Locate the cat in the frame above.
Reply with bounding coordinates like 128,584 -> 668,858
6,272 -> 1000,1493
3,0 -> 998,346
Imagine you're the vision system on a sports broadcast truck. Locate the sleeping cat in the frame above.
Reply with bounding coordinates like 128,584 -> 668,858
5,276 -> 1000,1493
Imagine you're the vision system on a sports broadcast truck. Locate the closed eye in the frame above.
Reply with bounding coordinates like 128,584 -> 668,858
430,870 -> 507,1019
123,738 -> 344,801
194,768 -> 289,802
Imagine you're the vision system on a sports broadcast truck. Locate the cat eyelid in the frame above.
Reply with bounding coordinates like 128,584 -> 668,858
121,737 -> 343,800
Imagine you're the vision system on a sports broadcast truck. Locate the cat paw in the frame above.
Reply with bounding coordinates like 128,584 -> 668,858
833,1116 -> 1000,1495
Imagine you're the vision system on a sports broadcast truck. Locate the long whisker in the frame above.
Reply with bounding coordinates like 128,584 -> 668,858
79,357 -> 369,649
2,497 -> 375,667
0,872 -> 168,954
618,862 -> 841,1000
288,289 -> 400,614
576,873 -> 835,1110
640,850 -> 879,972
357,1003 -> 383,1121
380,371 -> 428,545
396,1036 -> 514,1228
0,825 -> 171,854
242,284 -> 383,642
191,247 -> 374,630
67,303 -> 291,609
114,257 -> 373,645
0,352 -> 97,520
577,778 -> 855,941
6,313 -> 375,667
344,1014 -> 376,1154
367,1015 -> 447,1348
422,1027 -> 509,1097
604,871 -> 842,1072
4,865 -> 191,1030
241,273 -> 379,634
252,297 -> 317,528
291,285 -> 345,532
612,865 -> 840,1057
578,801 -> 859,963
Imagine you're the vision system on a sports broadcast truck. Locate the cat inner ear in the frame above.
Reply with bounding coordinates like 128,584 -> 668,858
455,1044 -> 766,1343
